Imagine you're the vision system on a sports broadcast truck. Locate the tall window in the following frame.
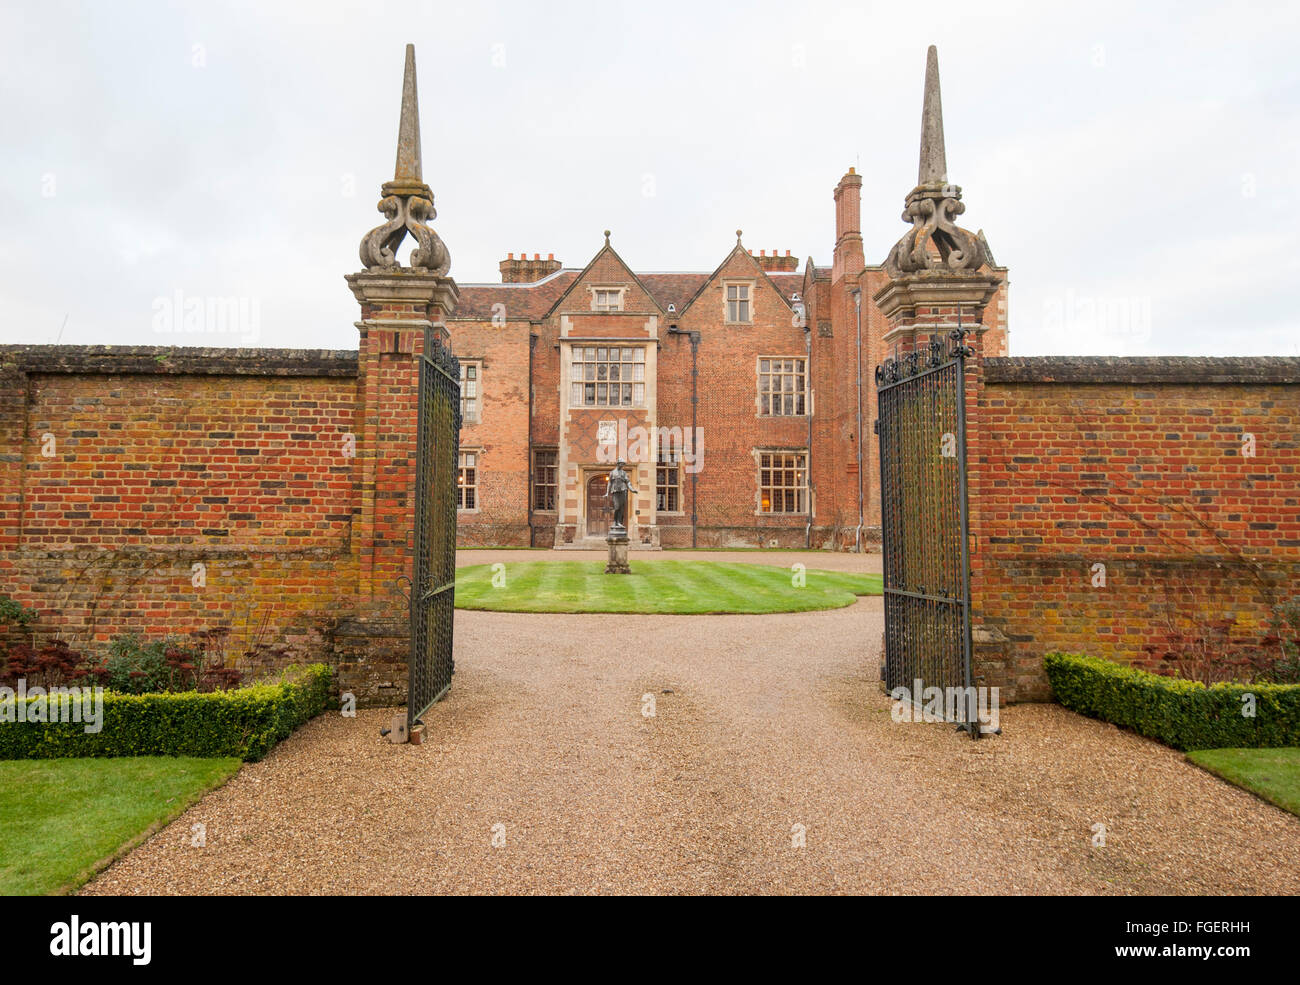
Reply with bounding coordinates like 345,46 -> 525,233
759,357 -> 807,416
759,451 -> 807,514
533,448 -> 558,512
570,346 -> 645,407
726,283 -> 751,323
656,439 -> 681,513
457,450 -> 478,511
592,288 -> 624,312
460,362 -> 480,425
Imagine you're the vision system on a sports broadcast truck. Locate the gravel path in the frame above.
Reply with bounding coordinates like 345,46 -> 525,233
84,558 -> 1300,895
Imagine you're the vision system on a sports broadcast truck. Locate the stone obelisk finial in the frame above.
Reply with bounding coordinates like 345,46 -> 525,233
884,45 -> 983,277
358,44 -> 449,274
394,43 -> 422,184
917,45 -> 947,187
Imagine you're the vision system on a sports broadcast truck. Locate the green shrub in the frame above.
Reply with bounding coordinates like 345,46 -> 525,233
1044,652 -> 1300,751
95,632 -> 243,694
0,596 -> 37,629
0,664 -> 331,762
101,634 -> 173,694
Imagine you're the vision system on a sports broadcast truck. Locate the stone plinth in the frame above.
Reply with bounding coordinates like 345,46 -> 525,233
332,615 -> 409,707
605,532 -> 631,574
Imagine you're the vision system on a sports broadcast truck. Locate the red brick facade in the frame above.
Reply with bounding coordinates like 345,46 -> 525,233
968,357 -> 1300,701
449,172 -> 1010,549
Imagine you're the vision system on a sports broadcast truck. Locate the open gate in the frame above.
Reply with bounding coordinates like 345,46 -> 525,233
874,327 -> 977,736
408,332 -> 461,730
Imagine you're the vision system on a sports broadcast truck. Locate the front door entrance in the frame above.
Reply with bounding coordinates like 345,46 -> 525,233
586,472 -> 610,537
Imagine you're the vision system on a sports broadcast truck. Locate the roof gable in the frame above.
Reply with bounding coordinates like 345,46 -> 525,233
544,235 -> 666,319
678,236 -> 798,318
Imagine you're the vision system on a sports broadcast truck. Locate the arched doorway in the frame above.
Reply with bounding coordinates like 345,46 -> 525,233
585,472 -> 610,537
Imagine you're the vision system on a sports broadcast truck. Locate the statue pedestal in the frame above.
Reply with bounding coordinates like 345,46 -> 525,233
605,530 -> 631,574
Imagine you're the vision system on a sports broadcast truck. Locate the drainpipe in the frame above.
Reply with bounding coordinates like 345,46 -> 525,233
527,332 -> 536,548
852,288 -> 864,552
689,330 -> 699,550
668,325 -> 701,548
804,319 -> 813,549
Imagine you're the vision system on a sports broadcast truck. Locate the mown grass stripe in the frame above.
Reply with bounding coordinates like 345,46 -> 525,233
453,560 -> 880,615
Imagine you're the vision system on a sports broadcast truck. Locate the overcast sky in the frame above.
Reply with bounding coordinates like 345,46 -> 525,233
2,0 -> 1297,357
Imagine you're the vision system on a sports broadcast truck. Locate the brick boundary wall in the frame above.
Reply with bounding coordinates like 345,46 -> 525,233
969,355 -> 1300,701
0,344 -> 416,705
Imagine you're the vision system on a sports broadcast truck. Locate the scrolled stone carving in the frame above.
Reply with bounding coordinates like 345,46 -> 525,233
884,184 -> 985,278
358,186 -> 450,275
356,45 -> 451,276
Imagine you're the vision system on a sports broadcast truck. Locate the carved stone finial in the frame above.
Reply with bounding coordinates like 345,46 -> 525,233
394,43 -> 422,183
358,44 -> 450,275
918,45 -> 947,186
884,45 -> 983,278
736,229 -> 743,243
604,229 -> 611,245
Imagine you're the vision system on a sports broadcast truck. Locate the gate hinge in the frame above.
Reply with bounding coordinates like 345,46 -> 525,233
872,420 -> 880,434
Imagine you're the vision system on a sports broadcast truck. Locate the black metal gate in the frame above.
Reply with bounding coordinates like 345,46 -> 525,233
408,333 -> 460,729
874,327 -> 976,734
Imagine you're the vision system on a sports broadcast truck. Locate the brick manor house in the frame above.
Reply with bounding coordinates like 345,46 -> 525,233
449,95 -> 1008,549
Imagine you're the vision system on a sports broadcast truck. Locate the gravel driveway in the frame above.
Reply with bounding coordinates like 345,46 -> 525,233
84,558 -> 1300,895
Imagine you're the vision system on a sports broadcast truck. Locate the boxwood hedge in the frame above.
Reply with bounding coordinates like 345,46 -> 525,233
0,664 -> 331,762
1044,652 -> 1300,751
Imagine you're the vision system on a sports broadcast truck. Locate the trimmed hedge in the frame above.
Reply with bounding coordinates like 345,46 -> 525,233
1044,652 -> 1300,751
0,664 -> 331,762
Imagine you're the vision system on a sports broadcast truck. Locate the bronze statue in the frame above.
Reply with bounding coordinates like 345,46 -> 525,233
607,461 -> 636,534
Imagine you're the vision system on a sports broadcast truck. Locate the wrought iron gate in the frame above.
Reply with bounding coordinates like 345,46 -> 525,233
408,334 -> 460,729
874,327 -> 977,734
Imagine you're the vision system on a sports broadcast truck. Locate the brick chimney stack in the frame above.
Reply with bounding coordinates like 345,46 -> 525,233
749,249 -> 800,273
500,252 -> 562,283
832,168 -> 865,283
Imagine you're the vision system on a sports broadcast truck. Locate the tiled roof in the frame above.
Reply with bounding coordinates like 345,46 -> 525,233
451,269 -> 803,321
766,272 -> 803,297
636,273 -> 710,312
449,270 -> 580,320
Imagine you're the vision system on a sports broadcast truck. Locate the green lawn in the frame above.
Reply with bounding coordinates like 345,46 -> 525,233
1186,748 -> 1300,817
455,560 -> 882,614
0,756 -> 241,895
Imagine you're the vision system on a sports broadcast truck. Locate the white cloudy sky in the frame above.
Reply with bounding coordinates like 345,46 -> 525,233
2,0 -> 1297,356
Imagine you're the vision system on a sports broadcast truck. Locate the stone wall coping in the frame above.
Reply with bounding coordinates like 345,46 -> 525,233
0,345 -> 359,377
985,355 -> 1300,385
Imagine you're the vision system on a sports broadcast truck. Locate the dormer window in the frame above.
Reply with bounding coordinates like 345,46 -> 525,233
592,287 -> 625,312
726,283 -> 752,324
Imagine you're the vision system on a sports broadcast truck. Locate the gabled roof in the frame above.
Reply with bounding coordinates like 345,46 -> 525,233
447,242 -> 806,322
542,237 -> 667,320
677,239 -> 799,318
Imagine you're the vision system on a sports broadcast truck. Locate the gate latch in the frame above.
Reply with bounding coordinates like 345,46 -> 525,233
872,420 -> 880,434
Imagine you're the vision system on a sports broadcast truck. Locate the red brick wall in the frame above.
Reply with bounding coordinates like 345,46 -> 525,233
0,347 -> 360,652
969,357 -> 1300,700
451,319 -> 533,546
